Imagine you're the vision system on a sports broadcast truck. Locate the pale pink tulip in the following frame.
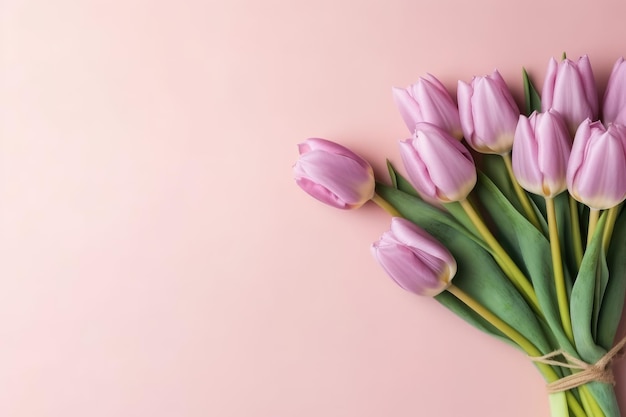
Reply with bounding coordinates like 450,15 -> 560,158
602,57 -> 626,125
399,122 -> 476,203
542,56 -> 598,135
566,120 -> 626,209
458,70 -> 520,154
393,74 -> 462,139
512,110 -> 571,198
294,138 -> 375,209
371,217 -> 456,296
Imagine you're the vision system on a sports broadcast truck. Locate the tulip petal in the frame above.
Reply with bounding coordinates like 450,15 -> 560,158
457,80 -> 474,141
301,138 -> 371,171
390,218 -> 456,270
294,176 -> 348,209
415,78 -> 461,136
542,57 -> 558,111
603,58 -> 626,125
399,139 -> 437,200
392,87 -> 422,133
577,55 -> 599,117
374,243 -> 444,295
512,115 -> 543,195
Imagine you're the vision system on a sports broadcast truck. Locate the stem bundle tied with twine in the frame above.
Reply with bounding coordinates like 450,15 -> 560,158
532,337 -> 626,393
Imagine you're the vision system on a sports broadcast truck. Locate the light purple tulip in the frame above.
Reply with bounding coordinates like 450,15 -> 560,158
542,56 -> 598,135
602,57 -> 626,125
566,120 -> 626,209
399,122 -> 477,203
457,70 -> 520,154
512,110 -> 572,198
392,74 -> 463,139
371,217 -> 456,296
294,138 -> 375,209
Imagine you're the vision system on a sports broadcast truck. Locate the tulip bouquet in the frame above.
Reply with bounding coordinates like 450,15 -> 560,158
293,54 -> 626,417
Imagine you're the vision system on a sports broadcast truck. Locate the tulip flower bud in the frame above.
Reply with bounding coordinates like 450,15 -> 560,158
294,138 -> 375,209
399,122 -> 477,203
371,217 -> 456,296
512,110 -> 572,198
392,74 -> 463,139
542,56 -> 598,135
457,70 -> 520,154
602,57 -> 626,125
566,120 -> 626,210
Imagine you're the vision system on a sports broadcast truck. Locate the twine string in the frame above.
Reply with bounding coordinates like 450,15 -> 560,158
531,336 -> 626,393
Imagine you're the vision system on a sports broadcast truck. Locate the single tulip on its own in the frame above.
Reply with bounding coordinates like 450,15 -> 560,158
371,217 -> 456,296
512,110 -> 572,198
602,57 -> 626,126
399,122 -> 477,203
392,74 -> 463,139
566,120 -> 626,210
294,138 -> 375,209
457,70 -> 520,154
542,55 -> 598,135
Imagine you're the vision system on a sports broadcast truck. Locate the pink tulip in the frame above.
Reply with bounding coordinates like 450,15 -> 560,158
512,110 -> 572,198
399,122 -> 477,203
602,57 -> 626,125
457,70 -> 520,154
371,217 -> 456,296
294,138 -> 375,209
542,55 -> 598,135
392,74 -> 462,139
566,120 -> 626,209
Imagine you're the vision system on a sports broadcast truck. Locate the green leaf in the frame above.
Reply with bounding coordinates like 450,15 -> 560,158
386,159 -> 398,189
479,155 -> 547,231
597,207 -> 626,349
375,183 -> 486,250
385,161 -> 419,197
473,174 -> 575,353
443,201 -> 481,239
553,193 -> 576,292
584,382 -> 621,417
376,184 -> 551,354
570,215 -> 607,363
434,291 -> 508,343
480,154 -> 521,212
522,68 -> 542,116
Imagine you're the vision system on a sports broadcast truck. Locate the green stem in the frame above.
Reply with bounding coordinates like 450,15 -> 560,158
601,205 -> 620,252
502,153 -> 543,230
587,209 -> 600,247
579,385 -> 604,417
459,199 -> 542,315
569,197 -> 584,269
565,392 -> 587,417
371,193 -> 402,217
449,285 -> 552,372
447,285 -> 584,416
546,197 -> 574,345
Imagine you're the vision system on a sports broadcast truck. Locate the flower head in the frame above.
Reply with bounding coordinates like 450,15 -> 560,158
393,74 -> 462,139
399,122 -> 476,203
457,70 -> 520,154
371,217 -> 456,296
602,57 -> 626,126
294,138 -> 375,209
542,55 -> 598,135
512,110 -> 572,197
566,120 -> 626,209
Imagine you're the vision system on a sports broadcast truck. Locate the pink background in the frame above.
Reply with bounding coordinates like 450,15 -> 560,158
2,0 -> 626,416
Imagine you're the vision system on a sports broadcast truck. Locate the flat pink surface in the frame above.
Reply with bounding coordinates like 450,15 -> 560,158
2,0 -> 626,416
